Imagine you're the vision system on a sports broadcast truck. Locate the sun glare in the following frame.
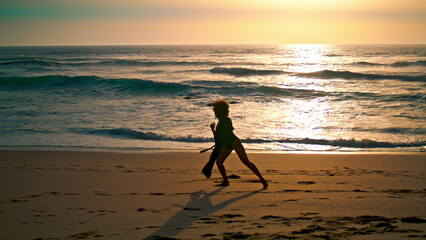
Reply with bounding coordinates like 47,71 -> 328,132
283,44 -> 329,73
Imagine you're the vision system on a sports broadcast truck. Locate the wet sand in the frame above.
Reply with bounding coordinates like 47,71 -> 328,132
0,150 -> 425,239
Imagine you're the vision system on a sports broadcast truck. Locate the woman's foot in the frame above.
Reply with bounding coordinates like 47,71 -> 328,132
261,180 -> 268,189
215,181 -> 230,187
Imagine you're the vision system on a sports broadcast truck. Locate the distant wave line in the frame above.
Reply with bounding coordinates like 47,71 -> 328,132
1,56 -> 425,69
296,70 -> 426,82
0,58 -> 236,67
353,60 -> 426,67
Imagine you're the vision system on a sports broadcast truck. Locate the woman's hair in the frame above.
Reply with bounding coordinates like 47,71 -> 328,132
212,99 -> 229,119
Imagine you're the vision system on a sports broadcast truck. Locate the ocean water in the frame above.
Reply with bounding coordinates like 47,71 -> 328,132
0,44 -> 425,151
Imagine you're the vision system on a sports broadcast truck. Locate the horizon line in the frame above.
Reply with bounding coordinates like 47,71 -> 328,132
1,43 -> 426,47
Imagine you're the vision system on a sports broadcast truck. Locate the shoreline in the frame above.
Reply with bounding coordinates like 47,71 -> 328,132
0,146 -> 424,154
1,150 -> 425,239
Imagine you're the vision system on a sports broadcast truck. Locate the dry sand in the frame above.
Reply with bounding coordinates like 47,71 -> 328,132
0,150 -> 425,240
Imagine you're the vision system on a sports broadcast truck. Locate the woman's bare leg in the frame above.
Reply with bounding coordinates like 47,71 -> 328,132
233,138 -> 268,188
215,146 -> 233,186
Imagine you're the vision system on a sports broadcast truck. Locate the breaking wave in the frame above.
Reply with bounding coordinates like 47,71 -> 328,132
258,138 -> 426,149
1,75 -> 423,102
0,75 -> 190,93
209,67 -> 425,82
71,128 -> 212,143
0,75 -> 329,99
72,127 -> 425,149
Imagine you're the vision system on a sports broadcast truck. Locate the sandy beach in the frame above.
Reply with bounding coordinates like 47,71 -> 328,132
0,150 -> 425,240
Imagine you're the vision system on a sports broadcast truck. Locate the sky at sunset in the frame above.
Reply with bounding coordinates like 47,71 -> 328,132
1,0 -> 425,46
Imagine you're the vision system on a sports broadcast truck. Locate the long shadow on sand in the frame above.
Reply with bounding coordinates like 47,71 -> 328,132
145,187 -> 262,239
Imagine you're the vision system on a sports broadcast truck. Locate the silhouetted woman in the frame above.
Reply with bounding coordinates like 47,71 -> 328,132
203,99 -> 268,188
